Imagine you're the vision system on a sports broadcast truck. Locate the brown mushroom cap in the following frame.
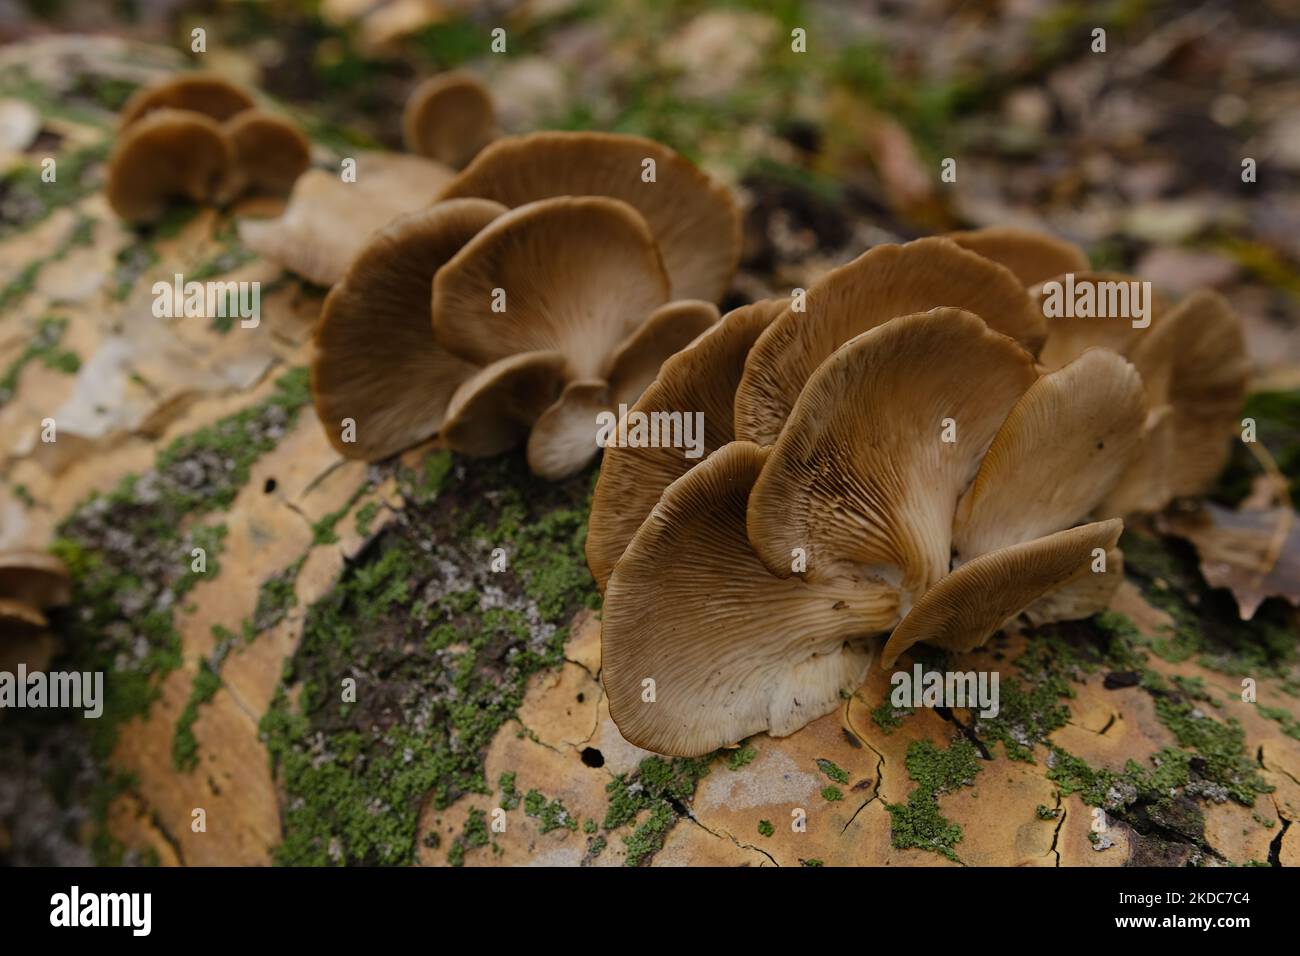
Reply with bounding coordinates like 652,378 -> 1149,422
603,299 -> 720,408
1126,289 -> 1248,497
440,351 -> 568,457
402,71 -> 496,170
432,196 -> 669,379
952,348 -> 1146,559
0,598 -> 48,640
0,550 -> 72,608
106,109 -> 232,223
1024,547 -> 1124,626
119,73 -> 256,128
602,440 -> 900,757
586,298 -> 786,592
239,153 -> 455,286
526,379 -> 611,480
1035,271 -> 1172,372
880,520 -> 1123,667
734,237 -> 1047,446
311,199 -> 507,461
946,226 -> 1090,287
1096,406 -> 1177,517
222,109 -> 311,198
746,308 -> 1037,597
438,131 -> 741,302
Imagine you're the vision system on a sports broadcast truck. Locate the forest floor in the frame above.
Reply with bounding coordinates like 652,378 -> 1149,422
1,1 -> 1298,866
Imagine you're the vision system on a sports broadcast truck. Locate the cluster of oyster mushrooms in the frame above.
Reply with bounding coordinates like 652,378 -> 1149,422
588,228 -> 1248,757
106,73 -> 311,223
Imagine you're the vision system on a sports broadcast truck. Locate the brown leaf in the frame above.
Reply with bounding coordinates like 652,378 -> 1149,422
1159,502 -> 1300,619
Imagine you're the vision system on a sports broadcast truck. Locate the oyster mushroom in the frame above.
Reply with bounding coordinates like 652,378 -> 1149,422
402,71 -> 497,170
438,131 -> 742,302
106,109 -> 233,223
596,282 -> 1153,757
118,72 -> 255,127
222,108 -> 312,198
311,198 -> 507,460
945,225 -> 1090,287
433,196 -> 720,478
309,194 -> 724,476
586,297 -> 787,591
109,73 -> 311,224
732,236 -> 1047,446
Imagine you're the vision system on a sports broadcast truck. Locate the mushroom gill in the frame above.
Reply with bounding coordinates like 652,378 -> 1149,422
592,230 -> 1248,756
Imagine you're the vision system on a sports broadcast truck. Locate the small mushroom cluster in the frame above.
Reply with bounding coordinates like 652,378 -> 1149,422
309,130 -> 741,478
107,73 -> 310,224
589,229 -> 1248,757
0,550 -> 71,641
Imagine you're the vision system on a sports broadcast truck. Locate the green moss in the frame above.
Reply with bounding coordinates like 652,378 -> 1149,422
870,700 -> 913,734
884,738 -> 982,862
498,771 -> 521,811
603,754 -> 713,866
816,758 -> 850,784
523,789 -> 579,833
583,817 -> 598,834
0,315 -> 81,407
354,501 -> 381,538
1036,804 -> 1060,820
758,819 -> 775,838
820,786 -> 844,802
263,451 -> 600,865
1256,704 -> 1300,740
0,144 -> 109,240
727,745 -> 757,770
801,858 -> 825,867
172,661 -> 222,771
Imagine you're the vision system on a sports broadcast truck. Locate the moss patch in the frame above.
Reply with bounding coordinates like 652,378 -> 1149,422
884,738 -> 982,862
260,450 -> 600,866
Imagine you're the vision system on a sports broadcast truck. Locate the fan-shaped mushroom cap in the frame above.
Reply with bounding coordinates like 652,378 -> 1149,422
527,379 -> 611,480
747,308 -> 1038,597
1024,547 -> 1124,626
1035,271 -> 1171,372
402,71 -> 496,170
119,73 -> 255,128
106,109 -> 232,223
0,599 -> 47,640
1096,406 -> 1177,517
946,226 -> 1090,287
432,197 -> 669,379
602,441 -> 900,757
438,131 -> 741,302
734,238 -> 1046,446
222,109 -> 311,198
0,550 -> 72,608
1126,289 -> 1248,497
239,153 -> 455,286
880,519 -> 1123,667
440,351 -> 568,457
586,298 -> 786,592
952,348 -> 1146,559
603,299 -> 720,407
311,199 -> 507,461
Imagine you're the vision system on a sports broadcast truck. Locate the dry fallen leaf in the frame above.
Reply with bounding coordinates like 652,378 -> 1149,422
1159,501 -> 1300,619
